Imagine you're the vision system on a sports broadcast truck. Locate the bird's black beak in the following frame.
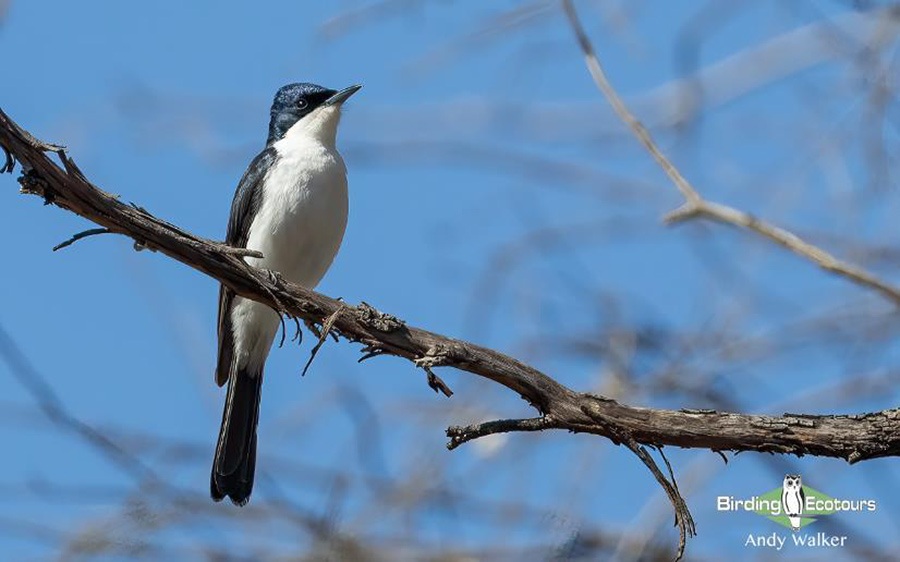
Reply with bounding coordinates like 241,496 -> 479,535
324,84 -> 362,106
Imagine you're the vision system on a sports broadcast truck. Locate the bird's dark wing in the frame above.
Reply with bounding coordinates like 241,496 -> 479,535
225,146 -> 278,248
215,146 -> 279,386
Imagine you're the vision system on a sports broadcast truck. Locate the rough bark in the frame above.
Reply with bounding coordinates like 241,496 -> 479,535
4,106 -> 900,560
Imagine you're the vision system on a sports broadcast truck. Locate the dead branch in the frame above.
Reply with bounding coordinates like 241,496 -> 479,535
51,227 -> 112,251
4,105 -> 900,560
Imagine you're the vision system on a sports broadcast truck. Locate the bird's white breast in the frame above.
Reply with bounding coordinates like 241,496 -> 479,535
230,132 -> 348,370
246,136 -> 348,288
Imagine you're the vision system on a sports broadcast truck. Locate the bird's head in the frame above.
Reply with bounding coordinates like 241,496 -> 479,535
267,82 -> 361,146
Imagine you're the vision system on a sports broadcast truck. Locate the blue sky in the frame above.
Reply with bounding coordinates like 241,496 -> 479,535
3,1 -> 900,559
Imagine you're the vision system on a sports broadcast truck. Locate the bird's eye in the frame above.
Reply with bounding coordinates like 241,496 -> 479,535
297,99 -> 308,109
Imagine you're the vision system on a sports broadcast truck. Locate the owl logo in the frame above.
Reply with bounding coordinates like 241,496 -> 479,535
781,474 -> 805,531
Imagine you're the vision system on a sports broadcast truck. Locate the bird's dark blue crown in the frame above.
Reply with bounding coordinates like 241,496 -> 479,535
272,83 -> 334,112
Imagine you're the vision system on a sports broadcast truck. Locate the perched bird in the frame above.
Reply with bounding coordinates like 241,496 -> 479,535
212,82 -> 361,506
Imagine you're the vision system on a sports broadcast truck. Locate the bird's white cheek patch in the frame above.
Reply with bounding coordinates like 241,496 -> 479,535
282,106 -> 342,147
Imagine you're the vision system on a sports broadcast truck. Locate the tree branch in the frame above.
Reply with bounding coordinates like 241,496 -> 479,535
561,0 -> 900,309
51,227 -> 112,251
4,105 -> 900,560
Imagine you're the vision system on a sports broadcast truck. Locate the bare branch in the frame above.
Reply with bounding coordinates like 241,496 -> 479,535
220,246 -> 264,258
0,323 -> 158,484
4,105 -> 900,458
414,344 -> 454,397
51,228 -> 112,251
561,0 -> 900,308
5,105 -> 900,559
664,201 -> 900,307
622,441 -> 696,561
301,304 -> 345,377
447,416 -> 558,450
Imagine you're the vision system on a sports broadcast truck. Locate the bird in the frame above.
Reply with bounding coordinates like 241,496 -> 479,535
781,474 -> 805,531
211,82 -> 361,506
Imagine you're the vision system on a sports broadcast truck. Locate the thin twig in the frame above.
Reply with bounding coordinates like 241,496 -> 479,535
358,344 -> 388,362
51,228 -> 112,251
623,439 -> 696,561
561,0 -> 900,309
414,345 -> 454,397
0,323 -> 158,485
446,416 -> 557,450
221,246 -> 264,258
301,304 -> 345,377
666,201 -> 900,306
421,366 -> 453,397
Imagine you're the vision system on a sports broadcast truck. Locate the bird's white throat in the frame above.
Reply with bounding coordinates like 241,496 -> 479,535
281,105 -> 343,148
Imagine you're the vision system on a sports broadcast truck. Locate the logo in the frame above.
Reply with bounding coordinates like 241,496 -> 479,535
716,474 -> 876,550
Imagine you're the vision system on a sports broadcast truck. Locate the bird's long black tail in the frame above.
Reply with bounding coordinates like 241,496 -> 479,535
211,365 -> 263,506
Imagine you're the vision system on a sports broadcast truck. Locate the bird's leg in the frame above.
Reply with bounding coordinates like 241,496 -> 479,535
262,268 -> 284,286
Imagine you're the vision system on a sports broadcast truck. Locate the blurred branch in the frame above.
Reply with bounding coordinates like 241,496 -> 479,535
658,3 -> 900,128
5,106 -> 900,560
0,323 -> 158,484
318,0 -> 424,40
562,0 -> 900,309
